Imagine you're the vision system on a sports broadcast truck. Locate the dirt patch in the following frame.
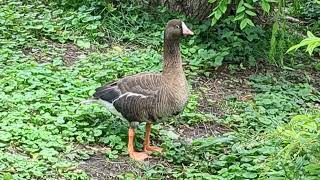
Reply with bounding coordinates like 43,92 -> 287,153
62,43 -> 88,66
22,46 -> 50,64
176,122 -> 230,142
308,69 -> 320,90
22,39 -> 96,65
79,152 -> 170,179
79,154 -> 139,180
76,144 -> 172,179
193,66 -> 255,116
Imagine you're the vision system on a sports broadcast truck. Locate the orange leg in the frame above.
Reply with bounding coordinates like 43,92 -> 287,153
128,128 -> 149,161
143,122 -> 162,154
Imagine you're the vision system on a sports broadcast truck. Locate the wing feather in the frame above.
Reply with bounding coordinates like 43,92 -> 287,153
92,73 -> 165,122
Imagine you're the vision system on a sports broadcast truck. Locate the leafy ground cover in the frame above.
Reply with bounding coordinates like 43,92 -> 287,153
1,0 -> 320,180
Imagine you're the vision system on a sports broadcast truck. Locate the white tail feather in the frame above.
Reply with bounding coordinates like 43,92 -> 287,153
81,99 -> 99,104
81,98 -> 125,119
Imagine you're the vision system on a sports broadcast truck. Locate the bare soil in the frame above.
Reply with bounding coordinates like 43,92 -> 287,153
176,123 -> 230,142
193,66 -> 256,117
78,147 -> 171,180
79,155 -> 140,180
22,39 -> 95,65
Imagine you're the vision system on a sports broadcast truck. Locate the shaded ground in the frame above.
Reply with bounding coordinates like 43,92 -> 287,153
78,146 -> 171,180
22,39 -> 102,65
176,123 -> 229,142
79,155 -> 140,180
193,66 -> 256,117
194,65 -> 320,116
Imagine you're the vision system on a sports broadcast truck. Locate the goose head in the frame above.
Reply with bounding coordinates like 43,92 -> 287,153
165,19 -> 194,40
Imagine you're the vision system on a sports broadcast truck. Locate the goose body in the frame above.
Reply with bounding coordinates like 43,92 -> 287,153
93,72 -> 188,126
86,19 -> 193,161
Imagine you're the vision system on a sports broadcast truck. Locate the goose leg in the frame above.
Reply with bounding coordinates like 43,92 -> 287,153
143,122 -> 163,154
128,128 -> 149,161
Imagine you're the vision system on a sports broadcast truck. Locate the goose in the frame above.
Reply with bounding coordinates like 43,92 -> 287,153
85,19 -> 193,161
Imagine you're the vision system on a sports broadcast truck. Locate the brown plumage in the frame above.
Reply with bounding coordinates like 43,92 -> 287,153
86,19 -> 194,161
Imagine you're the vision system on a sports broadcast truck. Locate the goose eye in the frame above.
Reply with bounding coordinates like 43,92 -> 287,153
176,25 -> 180,29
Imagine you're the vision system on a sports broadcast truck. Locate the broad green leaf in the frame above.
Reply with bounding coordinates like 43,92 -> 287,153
245,10 -> 257,16
246,18 -> 255,26
211,18 -> 218,26
242,172 -> 257,179
234,13 -> 245,21
86,24 -> 98,30
240,19 -> 248,30
219,3 -> 228,13
213,56 -> 224,67
76,39 -> 91,49
93,129 -> 103,137
244,3 -> 254,9
214,9 -> 222,20
3,173 -> 13,180
0,131 -> 12,142
236,6 -> 246,13
238,0 -> 244,7
261,0 -> 270,13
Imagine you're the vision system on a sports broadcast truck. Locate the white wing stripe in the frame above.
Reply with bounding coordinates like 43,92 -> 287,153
112,92 -> 148,104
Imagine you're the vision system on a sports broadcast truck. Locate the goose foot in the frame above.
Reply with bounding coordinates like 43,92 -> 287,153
143,122 -> 163,154
128,128 -> 149,161
144,146 -> 163,154
129,151 -> 150,161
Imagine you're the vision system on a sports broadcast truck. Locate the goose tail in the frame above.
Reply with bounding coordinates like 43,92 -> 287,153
81,98 -> 99,105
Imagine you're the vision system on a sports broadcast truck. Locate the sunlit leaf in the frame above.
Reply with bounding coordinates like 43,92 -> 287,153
261,0 -> 270,13
76,39 -> 91,49
237,6 -> 246,13
245,10 -> 257,16
240,18 -> 248,29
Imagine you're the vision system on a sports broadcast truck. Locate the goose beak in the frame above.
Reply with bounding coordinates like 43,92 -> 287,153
182,21 -> 194,36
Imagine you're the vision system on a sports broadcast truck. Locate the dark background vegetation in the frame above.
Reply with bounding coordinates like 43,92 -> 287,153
0,0 -> 319,179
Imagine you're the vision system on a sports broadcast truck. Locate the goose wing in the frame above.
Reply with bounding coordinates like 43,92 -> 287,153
93,73 -> 165,121
93,73 -> 163,102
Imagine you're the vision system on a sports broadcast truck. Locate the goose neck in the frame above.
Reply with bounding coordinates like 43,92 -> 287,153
162,38 -> 183,75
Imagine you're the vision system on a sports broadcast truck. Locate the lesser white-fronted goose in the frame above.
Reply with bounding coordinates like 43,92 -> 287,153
85,19 -> 193,161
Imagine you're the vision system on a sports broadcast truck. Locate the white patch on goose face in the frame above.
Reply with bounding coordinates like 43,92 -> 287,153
181,21 -> 194,35
181,22 -> 187,30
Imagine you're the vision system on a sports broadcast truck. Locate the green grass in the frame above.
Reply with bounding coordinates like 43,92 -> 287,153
1,0 -> 320,179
